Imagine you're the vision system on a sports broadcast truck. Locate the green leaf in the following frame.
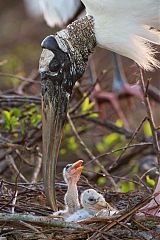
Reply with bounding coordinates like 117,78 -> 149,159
60,148 -> 67,156
68,136 -> 78,151
11,108 -> 21,117
89,113 -> 98,118
20,121 -> 25,135
96,142 -> 107,153
104,133 -> 120,146
31,114 -> 41,127
144,120 -> 152,137
121,182 -> 135,193
97,177 -> 106,185
64,123 -> 71,134
10,115 -> 18,125
116,119 -> 123,127
81,97 -> 95,112
146,175 -> 155,187
3,110 -> 11,122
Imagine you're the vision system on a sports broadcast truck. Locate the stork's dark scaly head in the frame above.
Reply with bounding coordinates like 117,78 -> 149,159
39,16 -> 96,211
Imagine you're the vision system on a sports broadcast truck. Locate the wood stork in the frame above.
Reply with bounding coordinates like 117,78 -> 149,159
36,0 -> 143,124
53,160 -> 83,217
39,0 -> 160,211
53,161 -> 118,221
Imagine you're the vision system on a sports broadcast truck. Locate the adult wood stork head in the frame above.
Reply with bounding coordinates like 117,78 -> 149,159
39,0 -> 160,211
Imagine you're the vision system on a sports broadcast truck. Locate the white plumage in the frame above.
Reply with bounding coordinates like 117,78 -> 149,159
82,0 -> 160,70
65,189 -> 118,222
39,0 -> 81,27
35,0 -> 160,69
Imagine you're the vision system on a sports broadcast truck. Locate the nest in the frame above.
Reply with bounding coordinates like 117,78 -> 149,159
0,179 -> 160,240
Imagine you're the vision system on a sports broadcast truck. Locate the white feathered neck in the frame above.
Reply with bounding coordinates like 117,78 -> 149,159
82,0 -> 160,70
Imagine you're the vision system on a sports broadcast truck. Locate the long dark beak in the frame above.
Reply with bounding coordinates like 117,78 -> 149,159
39,36 -> 78,211
42,82 -> 68,211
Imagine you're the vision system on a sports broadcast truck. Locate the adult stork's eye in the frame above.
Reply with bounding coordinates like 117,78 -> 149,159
49,58 -> 61,72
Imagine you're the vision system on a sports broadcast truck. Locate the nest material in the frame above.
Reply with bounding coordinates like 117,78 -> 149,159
0,179 -> 160,240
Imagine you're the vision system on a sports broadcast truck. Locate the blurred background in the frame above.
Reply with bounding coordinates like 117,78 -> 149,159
0,0 -> 160,192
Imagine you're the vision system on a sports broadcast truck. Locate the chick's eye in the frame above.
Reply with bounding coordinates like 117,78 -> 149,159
88,197 -> 95,202
49,58 -> 60,72
65,164 -> 71,170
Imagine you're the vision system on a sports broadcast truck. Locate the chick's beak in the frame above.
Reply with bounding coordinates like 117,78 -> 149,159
71,160 -> 84,175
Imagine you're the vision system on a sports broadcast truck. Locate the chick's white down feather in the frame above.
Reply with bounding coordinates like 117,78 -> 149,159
82,0 -> 160,70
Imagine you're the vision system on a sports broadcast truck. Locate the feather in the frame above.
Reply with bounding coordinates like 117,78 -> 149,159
39,0 -> 81,27
82,0 -> 160,69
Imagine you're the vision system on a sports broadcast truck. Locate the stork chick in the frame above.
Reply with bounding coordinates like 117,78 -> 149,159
66,189 -> 118,222
53,160 -> 83,218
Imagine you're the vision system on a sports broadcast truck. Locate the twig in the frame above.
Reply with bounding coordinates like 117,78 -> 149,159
87,142 -> 152,163
67,113 -> 118,190
0,95 -> 41,104
0,143 -> 31,152
18,221 -> 47,239
139,69 -> 160,170
0,213 -> 90,230
11,190 -> 18,214
69,81 -> 97,114
0,72 -> 40,84
89,192 -> 160,239
16,70 -> 39,95
110,117 -> 147,170
6,155 -> 29,183
148,84 -> 160,103
31,153 -> 42,183
84,117 -> 145,141
104,192 -> 160,231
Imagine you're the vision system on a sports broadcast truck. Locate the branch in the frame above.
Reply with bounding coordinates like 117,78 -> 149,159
0,213 -> 89,230
31,153 -> 42,183
139,69 -> 160,170
6,155 -> 29,183
148,84 -> 160,103
0,72 -> 40,84
83,117 -> 144,141
67,113 -> 118,190
0,95 -> 41,104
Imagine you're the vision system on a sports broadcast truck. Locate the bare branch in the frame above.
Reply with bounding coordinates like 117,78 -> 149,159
0,213 -> 90,230
31,153 -> 42,183
6,155 -> 29,183
139,69 -> 160,170
67,113 -> 118,190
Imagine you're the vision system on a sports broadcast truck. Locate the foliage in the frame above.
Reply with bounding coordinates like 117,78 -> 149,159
121,182 -> 135,193
146,175 -> 155,187
144,120 -> 152,137
2,104 -> 41,137
96,119 -> 126,155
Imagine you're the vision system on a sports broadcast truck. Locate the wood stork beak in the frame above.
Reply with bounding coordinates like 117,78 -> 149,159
39,17 -> 95,211
39,35 -> 78,211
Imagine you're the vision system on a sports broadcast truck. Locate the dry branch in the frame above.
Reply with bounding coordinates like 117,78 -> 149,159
0,213 -> 89,231
67,113 -> 118,190
139,69 -> 160,170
